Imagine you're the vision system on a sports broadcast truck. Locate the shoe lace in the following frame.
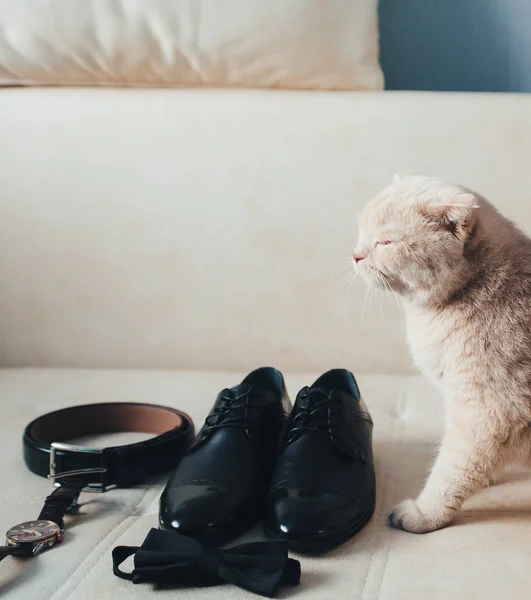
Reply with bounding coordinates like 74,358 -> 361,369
202,386 -> 261,441
287,386 -> 345,444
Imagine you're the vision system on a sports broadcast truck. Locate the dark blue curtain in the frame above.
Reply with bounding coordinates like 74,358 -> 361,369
379,0 -> 531,92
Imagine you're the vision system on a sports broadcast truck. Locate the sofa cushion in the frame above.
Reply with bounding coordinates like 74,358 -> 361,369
0,368 -> 530,599
0,0 -> 383,90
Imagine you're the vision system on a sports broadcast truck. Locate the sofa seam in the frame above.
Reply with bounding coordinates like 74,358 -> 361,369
359,419 -> 397,600
48,486 -> 154,600
360,376 -> 407,600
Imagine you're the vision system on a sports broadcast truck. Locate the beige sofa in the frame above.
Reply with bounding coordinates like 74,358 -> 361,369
1,88 -> 531,599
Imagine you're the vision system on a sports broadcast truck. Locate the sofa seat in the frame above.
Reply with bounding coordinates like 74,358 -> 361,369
1,368 -> 530,599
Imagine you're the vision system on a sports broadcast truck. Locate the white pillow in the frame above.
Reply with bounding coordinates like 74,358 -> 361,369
0,0 -> 383,90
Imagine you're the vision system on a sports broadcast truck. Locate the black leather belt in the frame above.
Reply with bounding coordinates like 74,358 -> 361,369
23,403 -> 195,492
0,403 -> 195,564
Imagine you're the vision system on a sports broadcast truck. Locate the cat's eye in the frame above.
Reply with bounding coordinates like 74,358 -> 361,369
375,240 -> 393,247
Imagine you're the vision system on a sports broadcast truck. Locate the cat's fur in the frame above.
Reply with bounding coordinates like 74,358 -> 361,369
354,173 -> 531,533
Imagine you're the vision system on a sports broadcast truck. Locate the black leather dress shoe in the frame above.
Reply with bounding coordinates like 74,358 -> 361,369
159,367 -> 291,546
264,369 -> 375,554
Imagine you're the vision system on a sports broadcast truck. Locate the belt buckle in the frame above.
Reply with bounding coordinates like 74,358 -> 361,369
48,442 -> 108,493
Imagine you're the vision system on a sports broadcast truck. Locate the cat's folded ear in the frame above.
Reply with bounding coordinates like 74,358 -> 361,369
423,194 -> 480,234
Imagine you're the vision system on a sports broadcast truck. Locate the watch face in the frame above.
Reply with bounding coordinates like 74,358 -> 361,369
6,520 -> 60,545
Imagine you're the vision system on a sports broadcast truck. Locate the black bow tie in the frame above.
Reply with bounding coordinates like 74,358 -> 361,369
112,528 -> 301,598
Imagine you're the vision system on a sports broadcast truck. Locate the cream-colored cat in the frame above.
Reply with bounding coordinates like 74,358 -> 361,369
354,174 -> 531,533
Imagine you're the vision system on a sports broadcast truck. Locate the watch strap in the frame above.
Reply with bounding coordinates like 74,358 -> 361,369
0,545 -> 25,561
0,546 -> 14,561
38,479 -> 86,525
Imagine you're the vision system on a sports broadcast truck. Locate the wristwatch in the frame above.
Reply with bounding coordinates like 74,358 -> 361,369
1,479 -> 85,561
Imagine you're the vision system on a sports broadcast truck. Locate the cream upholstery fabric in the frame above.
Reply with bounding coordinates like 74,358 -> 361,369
0,89 -> 530,373
1,369 -> 530,600
0,0 -> 383,90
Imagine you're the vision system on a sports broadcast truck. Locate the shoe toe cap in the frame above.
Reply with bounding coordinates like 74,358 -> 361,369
266,483 -> 362,542
159,481 -> 250,536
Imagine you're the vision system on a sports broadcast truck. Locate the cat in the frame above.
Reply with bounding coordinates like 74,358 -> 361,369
353,173 -> 531,533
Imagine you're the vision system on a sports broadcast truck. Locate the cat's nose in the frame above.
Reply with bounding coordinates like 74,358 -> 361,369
353,252 -> 365,264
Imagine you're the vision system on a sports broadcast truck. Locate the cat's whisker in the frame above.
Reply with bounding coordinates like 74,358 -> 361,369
347,269 -> 359,305
381,274 -> 405,331
368,283 -> 377,317
389,288 -> 401,327
382,276 -> 393,321
360,281 -> 373,325
390,287 -> 405,332
382,280 -> 397,318
377,274 -> 384,325
332,271 -> 348,289
333,265 -> 357,292
331,257 -> 355,276
331,260 -> 355,293
387,285 -> 399,320
330,266 -> 349,282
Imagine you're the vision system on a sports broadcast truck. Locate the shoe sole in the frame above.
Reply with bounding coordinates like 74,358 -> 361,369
264,506 -> 375,554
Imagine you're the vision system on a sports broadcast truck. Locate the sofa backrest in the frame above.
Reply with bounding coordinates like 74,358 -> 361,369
0,88 -> 530,373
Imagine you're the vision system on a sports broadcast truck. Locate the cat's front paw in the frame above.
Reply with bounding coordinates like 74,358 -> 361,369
387,499 -> 445,534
